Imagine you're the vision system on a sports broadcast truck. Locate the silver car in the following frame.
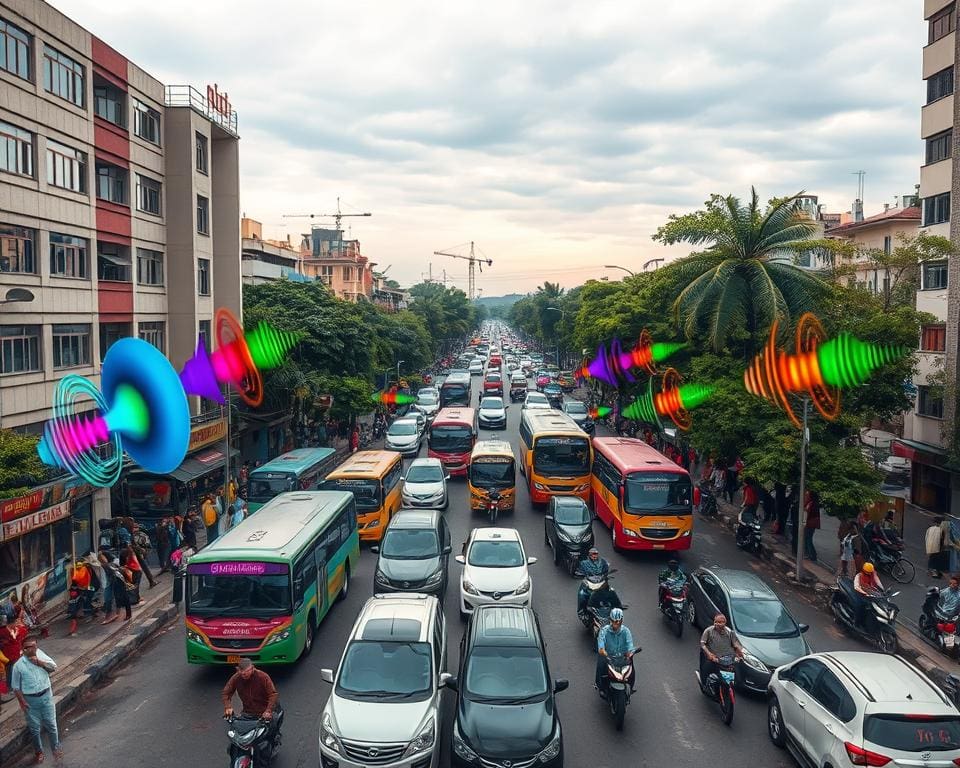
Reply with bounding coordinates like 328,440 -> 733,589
320,594 -> 450,768
386,417 -> 422,456
401,458 -> 449,509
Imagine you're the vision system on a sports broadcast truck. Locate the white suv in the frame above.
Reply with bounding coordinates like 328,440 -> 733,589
456,527 -> 536,621
319,594 -> 450,768
767,651 -> 960,767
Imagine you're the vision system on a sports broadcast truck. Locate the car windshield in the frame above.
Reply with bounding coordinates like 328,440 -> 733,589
381,528 -> 440,559
247,474 -> 296,502
389,421 -> 418,436
481,398 -> 503,410
429,425 -> 473,452
526,394 -> 548,404
864,714 -> 960,753
417,394 -> 438,406
468,539 -> 525,567
406,464 -> 444,483
469,458 -> 515,487
321,478 -> 381,511
337,641 -> 432,700
187,568 -> 291,617
564,402 -> 587,415
730,597 -> 798,638
533,437 -> 590,475
554,501 -> 590,525
486,375 -> 501,382
624,472 -> 693,515
464,646 -> 548,702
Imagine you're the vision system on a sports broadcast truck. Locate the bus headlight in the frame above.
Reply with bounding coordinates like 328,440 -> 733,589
622,527 -> 638,537
187,630 -> 206,645
267,628 -> 291,645
534,483 -> 547,491
681,529 -> 691,537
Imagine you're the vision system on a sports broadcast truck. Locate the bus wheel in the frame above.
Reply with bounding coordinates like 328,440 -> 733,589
338,567 -> 350,602
302,614 -> 316,657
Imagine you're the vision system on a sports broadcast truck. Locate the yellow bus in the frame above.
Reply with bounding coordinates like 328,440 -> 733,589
468,440 -> 517,513
320,451 -> 403,543
518,410 -> 592,505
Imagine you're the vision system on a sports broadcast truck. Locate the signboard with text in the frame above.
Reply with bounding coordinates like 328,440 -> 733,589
189,419 -> 227,453
2,501 -> 70,539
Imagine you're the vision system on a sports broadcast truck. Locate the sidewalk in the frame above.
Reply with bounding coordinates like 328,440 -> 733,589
0,570 -> 179,764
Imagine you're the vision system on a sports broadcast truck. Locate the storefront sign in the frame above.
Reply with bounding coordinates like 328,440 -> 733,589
189,418 -> 227,453
206,83 -> 232,119
188,561 -> 288,576
0,475 -> 93,541
2,501 -> 70,539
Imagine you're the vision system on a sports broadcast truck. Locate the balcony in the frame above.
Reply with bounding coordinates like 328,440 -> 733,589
165,85 -> 238,137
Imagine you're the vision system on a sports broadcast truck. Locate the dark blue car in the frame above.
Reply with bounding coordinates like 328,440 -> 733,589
543,383 -> 563,408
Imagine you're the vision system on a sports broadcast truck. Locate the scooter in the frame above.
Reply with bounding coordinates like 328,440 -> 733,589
735,509 -> 762,554
225,713 -> 283,768
598,650 -> 639,732
486,490 -> 502,525
576,570 -> 620,631
919,586 -> 960,658
658,575 -> 688,638
697,484 -> 718,518
695,654 -> 736,726
830,577 -> 900,654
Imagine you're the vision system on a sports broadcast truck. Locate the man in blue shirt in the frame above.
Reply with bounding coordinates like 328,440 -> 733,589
940,575 -> 960,616
577,547 -> 609,617
12,637 -> 62,763
596,607 -> 636,693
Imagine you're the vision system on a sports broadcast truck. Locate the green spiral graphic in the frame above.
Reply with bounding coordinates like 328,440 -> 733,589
246,323 -> 301,370
817,335 -> 908,389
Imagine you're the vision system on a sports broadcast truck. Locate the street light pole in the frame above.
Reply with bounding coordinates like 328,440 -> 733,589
795,397 -> 810,581
397,360 -> 404,383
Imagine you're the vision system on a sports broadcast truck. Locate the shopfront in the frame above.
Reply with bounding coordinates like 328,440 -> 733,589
892,438 -> 951,515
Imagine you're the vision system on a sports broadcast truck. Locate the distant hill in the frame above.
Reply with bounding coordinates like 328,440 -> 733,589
474,293 -> 524,307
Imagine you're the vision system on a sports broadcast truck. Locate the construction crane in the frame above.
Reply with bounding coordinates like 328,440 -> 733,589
282,197 -> 372,256
432,241 -> 491,300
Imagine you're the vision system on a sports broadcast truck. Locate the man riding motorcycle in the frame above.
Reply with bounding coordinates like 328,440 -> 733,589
577,547 -> 610,617
940,575 -> 960,616
657,559 -> 687,609
596,607 -> 636,694
699,613 -> 743,684
853,561 -> 884,626
222,659 -> 283,751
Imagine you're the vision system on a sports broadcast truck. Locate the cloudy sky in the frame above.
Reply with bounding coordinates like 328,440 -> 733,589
56,0 -> 925,295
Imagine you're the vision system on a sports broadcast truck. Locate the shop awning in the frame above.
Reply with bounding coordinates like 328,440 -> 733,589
168,447 -> 239,483
891,438 -> 948,467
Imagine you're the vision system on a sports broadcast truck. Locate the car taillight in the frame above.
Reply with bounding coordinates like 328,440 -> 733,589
844,742 -> 891,767
939,622 -> 957,634
952,758 -> 960,767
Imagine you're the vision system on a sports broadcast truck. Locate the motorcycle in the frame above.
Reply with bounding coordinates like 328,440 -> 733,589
696,654 -> 736,726
697,484 -> 718,518
598,651 -> 638,731
225,713 -> 282,768
919,586 -> 960,658
486,490 -> 502,525
658,575 -> 688,638
735,509 -> 762,554
576,570 -> 622,641
830,577 -> 900,654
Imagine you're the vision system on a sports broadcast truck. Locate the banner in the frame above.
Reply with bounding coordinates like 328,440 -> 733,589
188,418 -> 227,452
2,501 -> 70,539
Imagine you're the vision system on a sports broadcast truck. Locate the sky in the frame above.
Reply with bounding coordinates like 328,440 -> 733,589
55,0 -> 926,295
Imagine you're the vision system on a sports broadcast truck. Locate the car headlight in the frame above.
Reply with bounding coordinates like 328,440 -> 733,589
462,579 -> 479,595
516,577 -> 531,595
375,570 -> 390,585
187,630 -> 206,645
424,569 -> 444,586
622,527 -> 638,537
320,711 -> 342,754
534,482 -> 547,491
266,628 -> 291,645
452,723 -> 478,763
538,725 -> 561,762
741,652 -> 768,672
403,717 -> 435,757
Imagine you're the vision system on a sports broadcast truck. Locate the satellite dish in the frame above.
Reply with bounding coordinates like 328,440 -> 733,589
3,288 -> 34,303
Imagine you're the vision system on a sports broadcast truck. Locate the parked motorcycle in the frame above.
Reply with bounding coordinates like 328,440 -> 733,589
735,509 -> 762,554
225,713 -> 283,768
658,575 -> 688,638
919,586 -> 960,658
486,490 -> 502,525
696,654 -> 736,726
830,577 -> 900,654
598,651 -> 638,731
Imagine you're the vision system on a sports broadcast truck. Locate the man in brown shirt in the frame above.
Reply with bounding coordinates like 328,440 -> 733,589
222,658 -> 280,720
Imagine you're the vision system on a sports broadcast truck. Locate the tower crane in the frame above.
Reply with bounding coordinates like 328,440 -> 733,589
432,241 -> 491,300
282,198 -> 372,255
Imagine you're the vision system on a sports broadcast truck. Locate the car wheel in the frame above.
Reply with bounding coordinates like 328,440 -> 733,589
767,696 -> 786,748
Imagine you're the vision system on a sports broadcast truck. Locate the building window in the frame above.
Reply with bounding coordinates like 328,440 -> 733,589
52,323 -> 91,369
42,44 -> 84,107
0,325 -> 41,374
96,162 -> 127,204
93,78 -> 125,127
923,192 -> 951,226
918,385 -> 945,419
0,17 -> 31,80
883,235 -> 892,255
930,5 -> 956,43
198,319 -> 211,353
0,225 -> 35,274
138,321 -> 165,353
926,129 -> 952,164
49,233 -> 88,278
196,132 -> 208,174
927,67 -> 954,104
132,99 -> 160,144
46,139 -> 87,193
97,243 -> 131,282
319,265 -> 333,285
343,266 -> 353,282
921,324 -> 947,352
0,120 -> 33,178
196,195 -> 209,234
137,248 -> 164,285
197,258 -> 210,295
922,260 -> 948,290
135,174 -> 161,215
99,321 -> 130,362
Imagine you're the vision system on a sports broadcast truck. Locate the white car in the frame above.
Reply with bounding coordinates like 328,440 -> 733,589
319,594 -> 449,768
386,417 -> 422,456
477,396 -> 508,430
415,392 -> 440,420
522,391 -> 552,411
456,527 -> 536,620
468,359 -> 484,376
401,457 -> 449,509
767,650 -> 960,768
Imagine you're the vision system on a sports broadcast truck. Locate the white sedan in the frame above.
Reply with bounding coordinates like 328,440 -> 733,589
456,527 -> 536,620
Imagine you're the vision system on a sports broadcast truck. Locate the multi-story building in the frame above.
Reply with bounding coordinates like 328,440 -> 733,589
240,217 -> 308,285
302,227 -> 375,301
371,271 -> 409,312
0,0 -> 240,616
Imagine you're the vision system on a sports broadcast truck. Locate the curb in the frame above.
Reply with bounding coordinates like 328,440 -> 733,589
0,603 -> 179,764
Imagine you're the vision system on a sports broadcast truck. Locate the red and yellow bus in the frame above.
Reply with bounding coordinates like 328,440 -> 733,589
427,407 -> 477,477
591,437 -> 694,551
518,410 -> 592,505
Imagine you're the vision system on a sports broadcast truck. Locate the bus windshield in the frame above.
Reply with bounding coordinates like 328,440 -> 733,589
186,563 -> 291,617
321,478 -> 382,511
624,472 -> 692,515
470,459 -> 515,487
247,474 -> 296,503
430,425 -> 473,453
534,437 -> 590,475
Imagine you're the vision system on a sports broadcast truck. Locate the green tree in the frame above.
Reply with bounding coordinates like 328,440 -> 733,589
0,430 -> 46,499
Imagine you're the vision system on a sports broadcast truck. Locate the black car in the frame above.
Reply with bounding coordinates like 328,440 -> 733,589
561,401 -> 594,434
451,605 -> 567,767
543,383 -> 563,408
544,496 -> 594,572
686,566 -> 811,692
371,509 -> 452,597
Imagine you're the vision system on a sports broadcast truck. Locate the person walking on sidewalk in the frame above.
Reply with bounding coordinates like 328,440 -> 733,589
838,521 -> 858,578
131,523 -> 157,588
12,638 -> 62,764
804,491 -> 820,563
122,546 -> 145,606
156,517 -> 171,573
202,495 -> 219,545
927,516 -> 950,578
99,550 -> 133,624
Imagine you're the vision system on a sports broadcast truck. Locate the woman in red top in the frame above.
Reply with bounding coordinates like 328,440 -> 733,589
0,617 -> 27,687
804,491 -> 821,563
122,546 -> 145,606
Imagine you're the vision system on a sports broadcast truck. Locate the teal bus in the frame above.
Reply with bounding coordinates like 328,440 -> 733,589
184,491 -> 360,664
246,447 -> 340,513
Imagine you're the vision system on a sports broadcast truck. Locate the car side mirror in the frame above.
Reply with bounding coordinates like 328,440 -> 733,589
527,556 -> 538,565
439,671 -> 453,688
798,623 -> 809,633
455,555 -> 466,565
553,679 -> 569,693
445,475 -> 451,481
544,514 -> 553,521
370,546 -> 379,554
442,545 -> 452,555
400,476 -> 406,481
320,669 -> 334,684
444,675 -> 458,692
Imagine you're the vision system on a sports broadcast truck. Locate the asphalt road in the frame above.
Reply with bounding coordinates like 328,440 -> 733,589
24,389 -> 867,768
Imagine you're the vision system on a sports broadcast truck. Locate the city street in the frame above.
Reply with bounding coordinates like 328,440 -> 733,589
19,394 -> 870,768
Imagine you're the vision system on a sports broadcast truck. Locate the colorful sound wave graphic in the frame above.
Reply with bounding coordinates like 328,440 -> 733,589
588,406 -> 612,420
37,309 -> 299,487
622,368 -> 713,432
372,391 -> 418,405
744,312 -> 909,428
575,329 -> 685,387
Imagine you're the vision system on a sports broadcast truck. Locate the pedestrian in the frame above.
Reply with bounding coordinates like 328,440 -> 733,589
927,516 -> 949,578
723,462 -> 738,504
700,456 -> 713,484
350,426 -> 360,453
65,559 -> 98,635
773,482 -> 788,536
156,517 -> 171,573
180,512 -> 197,552
741,477 -> 760,520
229,504 -> 244,529
317,420 -> 328,447
804,490 -> 820,562
839,521 -> 857,577
12,637 -> 62,763
99,550 -> 132,624
122,546 -> 144,605
131,523 -> 157,588
710,462 -> 725,495
0,615 -> 27,690
202,494 -> 218,545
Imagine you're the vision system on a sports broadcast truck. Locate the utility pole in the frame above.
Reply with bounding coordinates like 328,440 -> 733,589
795,397 -> 810,581
433,241 -> 492,300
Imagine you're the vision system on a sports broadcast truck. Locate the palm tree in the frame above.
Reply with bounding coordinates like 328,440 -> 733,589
658,188 -> 828,351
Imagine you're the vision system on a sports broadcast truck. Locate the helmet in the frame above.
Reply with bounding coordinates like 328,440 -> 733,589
610,608 -> 624,622
588,547 -> 599,556
862,562 -> 875,574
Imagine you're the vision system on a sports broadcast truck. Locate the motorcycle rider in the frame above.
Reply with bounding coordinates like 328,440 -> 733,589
940,575 -> 960,617
852,561 -> 884,626
596,607 -> 636,694
222,659 -> 283,751
657,558 -> 687,609
577,547 -> 610,618
699,613 -> 743,685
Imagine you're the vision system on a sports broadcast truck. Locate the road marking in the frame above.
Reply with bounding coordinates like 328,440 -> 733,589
132,697 -> 151,713
661,681 -> 704,751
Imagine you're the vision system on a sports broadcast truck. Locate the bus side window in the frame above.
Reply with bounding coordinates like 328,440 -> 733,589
384,462 -> 402,494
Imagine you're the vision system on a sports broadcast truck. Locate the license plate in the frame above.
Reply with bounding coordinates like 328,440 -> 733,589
947,635 -> 956,648
227,655 -> 242,664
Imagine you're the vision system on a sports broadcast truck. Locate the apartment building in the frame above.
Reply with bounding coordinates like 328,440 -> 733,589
0,0 -> 240,616
240,217 -> 308,285
302,227 -> 375,300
